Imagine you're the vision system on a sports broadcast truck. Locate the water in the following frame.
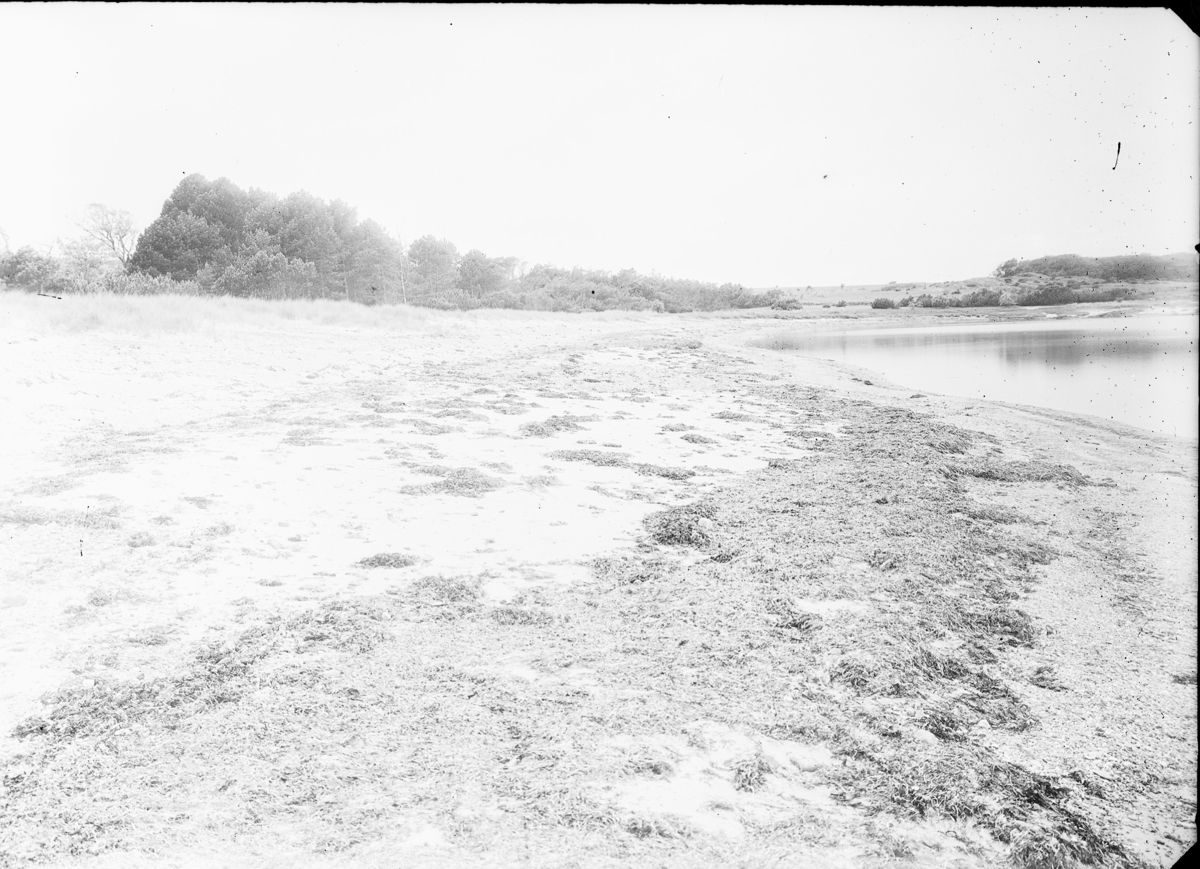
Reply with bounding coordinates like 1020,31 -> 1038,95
760,314 -> 1198,439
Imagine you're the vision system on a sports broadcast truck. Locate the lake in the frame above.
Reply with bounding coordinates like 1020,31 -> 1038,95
757,314 -> 1198,439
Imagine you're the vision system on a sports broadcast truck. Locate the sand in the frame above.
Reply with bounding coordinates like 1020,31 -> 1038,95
0,293 -> 1195,867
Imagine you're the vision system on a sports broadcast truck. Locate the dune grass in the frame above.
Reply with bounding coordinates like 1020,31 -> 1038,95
0,289 -> 659,337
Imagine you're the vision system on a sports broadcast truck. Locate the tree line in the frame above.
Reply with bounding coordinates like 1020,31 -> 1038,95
993,252 -> 1198,283
1,175 -> 774,313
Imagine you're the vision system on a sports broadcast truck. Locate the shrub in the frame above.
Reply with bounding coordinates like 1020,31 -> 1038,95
1,247 -> 77,295
871,298 -> 896,309
102,272 -> 203,296
959,288 -> 1003,307
1016,285 -> 1134,306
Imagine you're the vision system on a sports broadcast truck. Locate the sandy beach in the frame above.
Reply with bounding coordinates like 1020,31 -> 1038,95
0,292 -> 1195,868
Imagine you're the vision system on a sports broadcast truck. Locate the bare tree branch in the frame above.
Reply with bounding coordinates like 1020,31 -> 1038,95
74,204 -> 138,267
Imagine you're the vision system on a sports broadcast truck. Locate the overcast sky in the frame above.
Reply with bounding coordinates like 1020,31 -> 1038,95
0,4 -> 1195,287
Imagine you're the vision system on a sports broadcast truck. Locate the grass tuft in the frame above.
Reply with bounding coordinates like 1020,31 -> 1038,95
913,647 -> 972,680
830,657 -> 875,690
928,436 -> 971,454
591,556 -> 671,585
919,705 -> 969,741
944,459 -> 1090,486
401,418 -> 458,435
489,605 -> 555,627
732,753 -> 771,791
519,414 -> 591,437
1009,825 -> 1105,869
955,502 -> 1031,524
547,449 -> 630,467
401,466 -> 505,497
1029,665 -> 1068,692
644,503 -> 716,546
624,815 -> 693,839
410,574 -> 480,604
632,463 -> 695,481
356,552 -> 416,569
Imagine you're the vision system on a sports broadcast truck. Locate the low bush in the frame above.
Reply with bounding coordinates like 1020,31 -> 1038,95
1016,284 -> 1134,306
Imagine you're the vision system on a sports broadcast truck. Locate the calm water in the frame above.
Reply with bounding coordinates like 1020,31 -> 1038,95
761,314 -> 1198,439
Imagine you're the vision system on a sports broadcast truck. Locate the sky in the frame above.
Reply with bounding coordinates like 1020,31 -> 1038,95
0,4 -> 1196,287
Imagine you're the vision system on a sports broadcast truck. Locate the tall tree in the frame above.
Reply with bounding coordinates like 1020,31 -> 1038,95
248,191 -> 342,271
408,235 -> 460,298
128,211 -> 223,279
457,249 -> 509,298
59,236 -> 111,286
347,219 -> 404,303
75,204 -> 138,267
186,178 -> 252,250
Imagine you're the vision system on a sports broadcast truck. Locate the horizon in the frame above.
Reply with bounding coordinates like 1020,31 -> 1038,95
0,5 -> 1196,287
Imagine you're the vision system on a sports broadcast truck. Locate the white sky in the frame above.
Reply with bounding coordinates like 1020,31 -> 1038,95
0,4 -> 1196,287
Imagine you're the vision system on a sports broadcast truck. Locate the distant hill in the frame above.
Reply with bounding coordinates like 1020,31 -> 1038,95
993,252 -> 1198,282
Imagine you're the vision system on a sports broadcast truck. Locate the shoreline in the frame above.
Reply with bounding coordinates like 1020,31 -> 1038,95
0,296 -> 1194,867
726,307 -> 1199,443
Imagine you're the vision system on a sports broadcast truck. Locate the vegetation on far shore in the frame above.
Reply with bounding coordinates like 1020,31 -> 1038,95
1,173 -> 1195,313
993,252 -> 1198,283
0,175 -> 767,314
868,276 -> 1141,311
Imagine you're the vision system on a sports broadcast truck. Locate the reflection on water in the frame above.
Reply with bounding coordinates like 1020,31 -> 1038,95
762,315 -> 1198,439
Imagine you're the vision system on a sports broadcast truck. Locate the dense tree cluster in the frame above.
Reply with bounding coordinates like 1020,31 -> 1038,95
993,252 -> 1198,283
0,175 -> 801,311
107,174 -> 765,311
126,176 -> 408,303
